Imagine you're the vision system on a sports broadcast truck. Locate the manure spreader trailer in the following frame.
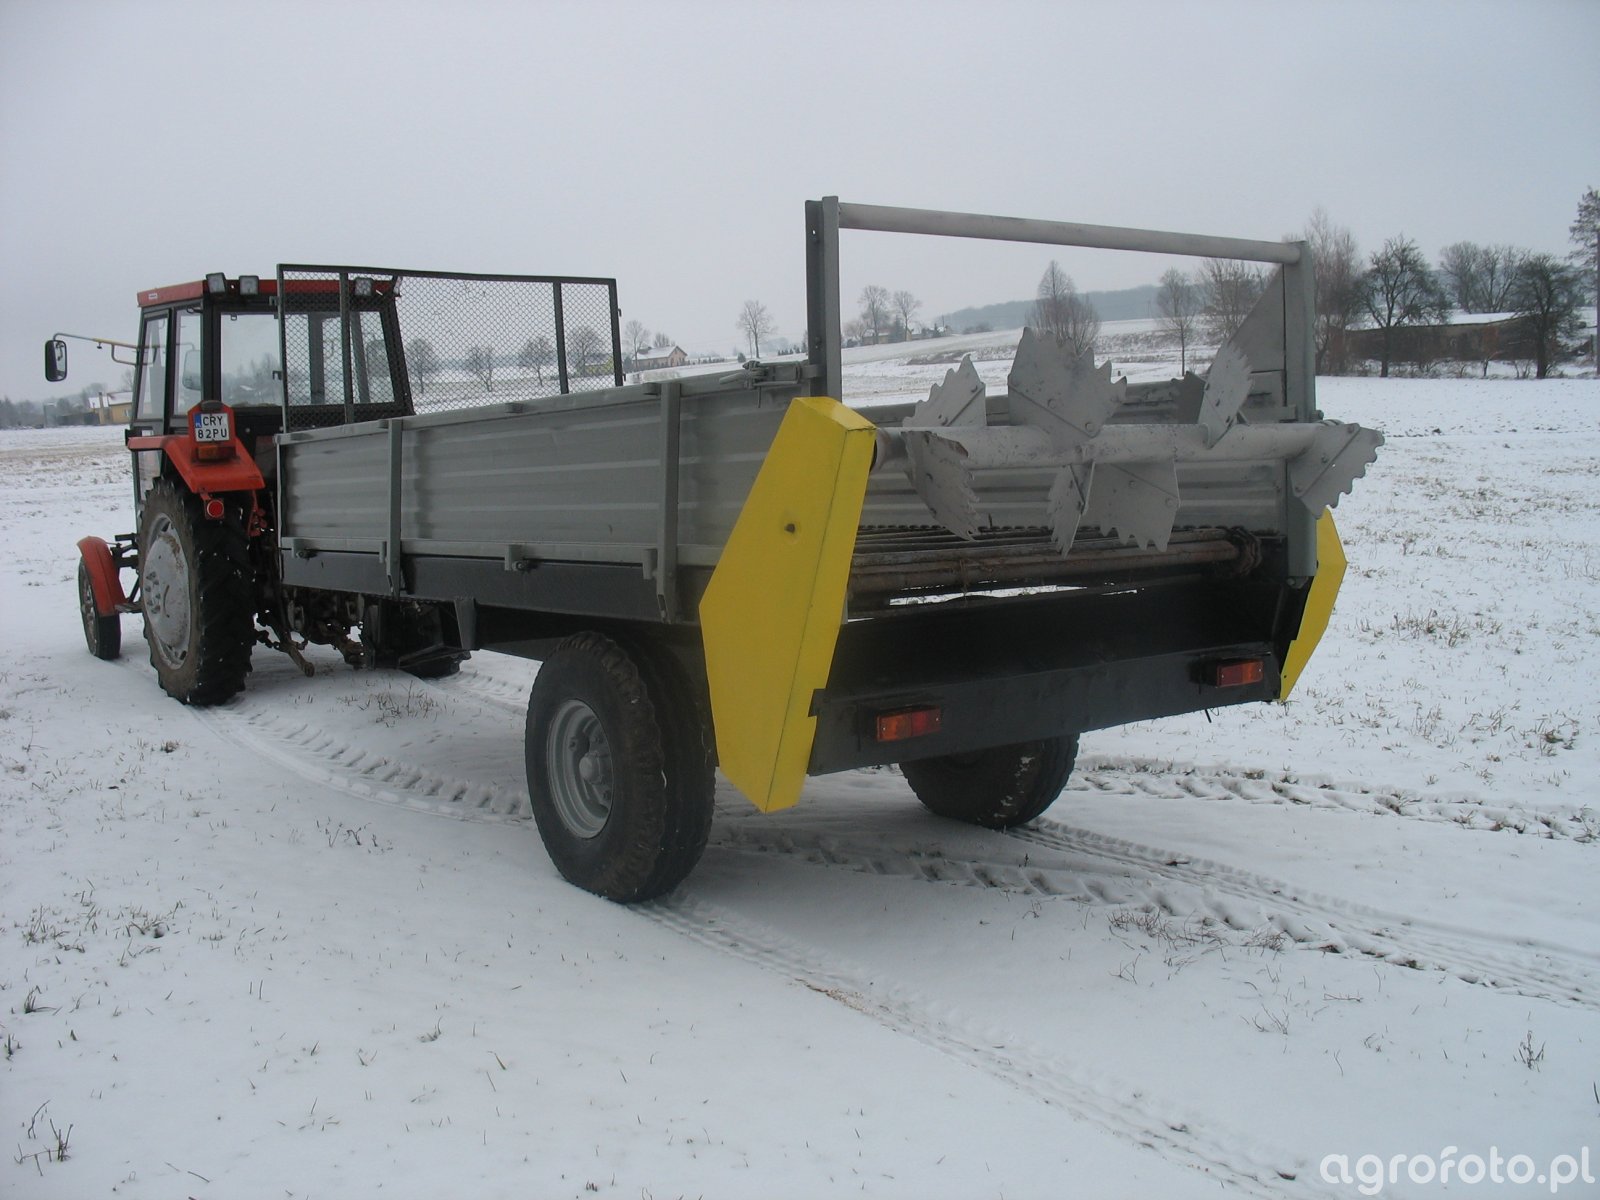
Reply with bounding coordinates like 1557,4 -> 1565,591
55,198 -> 1381,900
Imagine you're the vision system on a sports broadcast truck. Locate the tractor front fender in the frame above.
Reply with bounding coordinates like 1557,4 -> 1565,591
76,536 -> 128,616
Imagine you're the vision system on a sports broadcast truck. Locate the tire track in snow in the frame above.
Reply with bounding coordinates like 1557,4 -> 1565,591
1013,818 -> 1599,1008
644,896 -> 1333,1200
423,661 -> 537,716
208,658 -> 1598,1009
191,703 -> 529,822
711,816 -> 1599,1011
1072,757 -> 1599,842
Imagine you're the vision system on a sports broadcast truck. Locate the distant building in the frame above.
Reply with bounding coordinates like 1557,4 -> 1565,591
633,345 -> 688,371
1338,313 -> 1526,373
95,390 -> 134,425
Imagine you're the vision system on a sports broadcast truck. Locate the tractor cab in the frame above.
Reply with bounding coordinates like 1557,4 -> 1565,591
124,273 -> 410,443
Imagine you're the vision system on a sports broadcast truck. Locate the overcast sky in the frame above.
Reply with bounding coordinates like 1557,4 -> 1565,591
2,0 -> 1596,401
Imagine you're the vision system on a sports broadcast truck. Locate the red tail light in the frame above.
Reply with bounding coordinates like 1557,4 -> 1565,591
1208,658 -> 1265,688
874,706 -> 942,742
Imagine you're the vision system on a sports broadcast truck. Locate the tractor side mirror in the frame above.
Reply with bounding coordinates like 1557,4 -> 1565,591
181,349 -> 202,393
45,339 -> 68,382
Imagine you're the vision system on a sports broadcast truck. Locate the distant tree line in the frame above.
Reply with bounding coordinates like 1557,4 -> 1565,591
841,285 -> 931,347
1149,189 -> 1597,380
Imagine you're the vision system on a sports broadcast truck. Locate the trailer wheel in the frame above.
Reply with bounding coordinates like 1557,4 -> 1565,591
525,632 -> 714,902
138,480 -> 254,705
902,735 -> 1080,829
78,558 -> 121,660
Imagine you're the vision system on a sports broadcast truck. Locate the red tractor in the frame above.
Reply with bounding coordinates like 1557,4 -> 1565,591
55,271 -> 468,701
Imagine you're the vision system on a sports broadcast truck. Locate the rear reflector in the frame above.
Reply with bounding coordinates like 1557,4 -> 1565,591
195,442 -> 233,462
1209,658 -> 1265,688
202,498 -> 225,521
874,706 -> 942,742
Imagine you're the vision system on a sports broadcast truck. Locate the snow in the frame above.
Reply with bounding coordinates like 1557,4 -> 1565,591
3,372 -> 1598,1198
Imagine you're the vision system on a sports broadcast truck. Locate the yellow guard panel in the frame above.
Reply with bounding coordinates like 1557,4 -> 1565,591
1279,511 -> 1347,700
699,396 -> 876,812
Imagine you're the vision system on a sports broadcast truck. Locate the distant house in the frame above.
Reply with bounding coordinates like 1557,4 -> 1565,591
633,344 -> 688,371
95,390 -> 134,425
1338,312 -> 1526,373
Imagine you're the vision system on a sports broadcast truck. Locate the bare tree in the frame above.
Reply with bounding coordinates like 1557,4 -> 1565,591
842,317 -> 867,345
1032,261 -> 1099,357
623,319 -> 651,366
1438,242 -> 1526,313
652,331 -> 674,349
464,344 -> 496,392
1154,269 -> 1201,374
409,340 -> 441,396
517,335 -> 553,386
569,326 -> 603,375
1360,235 -> 1449,378
736,300 -> 776,358
892,289 -> 922,341
1569,186 -> 1599,372
1200,258 -> 1266,344
1303,208 -> 1362,374
1509,253 -> 1585,379
858,285 -> 891,343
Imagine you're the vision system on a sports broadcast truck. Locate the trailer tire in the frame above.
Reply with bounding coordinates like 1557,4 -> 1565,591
138,480 -> 254,705
78,558 -> 121,660
525,632 -> 714,902
902,735 -> 1079,829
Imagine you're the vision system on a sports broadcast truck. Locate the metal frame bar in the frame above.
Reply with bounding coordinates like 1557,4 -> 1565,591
552,281 -> 570,394
606,281 -> 625,387
835,201 -> 1301,263
385,418 -> 403,597
807,197 -> 1309,403
336,270 -> 355,423
654,381 -> 683,620
805,198 -> 843,400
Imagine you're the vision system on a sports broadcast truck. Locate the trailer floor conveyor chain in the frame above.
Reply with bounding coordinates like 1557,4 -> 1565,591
56,197 -> 1381,901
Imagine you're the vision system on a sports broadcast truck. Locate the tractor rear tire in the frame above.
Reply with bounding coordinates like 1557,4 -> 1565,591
78,558 -> 121,661
525,632 -> 714,902
902,735 -> 1080,829
138,480 -> 255,705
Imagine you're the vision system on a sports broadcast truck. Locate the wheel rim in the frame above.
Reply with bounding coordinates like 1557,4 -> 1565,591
142,514 -> 192,669
545,699 -> 614,839
78,563 -> 100,651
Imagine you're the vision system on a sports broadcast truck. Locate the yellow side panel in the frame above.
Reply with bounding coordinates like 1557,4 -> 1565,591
698,396 -> 876,812
1279,512 -> 1347,700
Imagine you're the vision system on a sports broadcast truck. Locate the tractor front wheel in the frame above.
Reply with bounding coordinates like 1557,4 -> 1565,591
77,558 -> 121,660
138,480 -> 255,705
901,735 -> 1080,829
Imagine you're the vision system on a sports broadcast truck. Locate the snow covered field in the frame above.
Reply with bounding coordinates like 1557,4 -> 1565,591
2,373 -> 1597,1198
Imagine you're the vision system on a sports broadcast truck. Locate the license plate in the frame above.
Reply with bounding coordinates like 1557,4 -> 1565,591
193,411 -> 231,443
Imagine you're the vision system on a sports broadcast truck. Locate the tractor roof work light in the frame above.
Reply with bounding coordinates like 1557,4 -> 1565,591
238,275 -> 259,296
206,272 -> 227,294
352,276 -> 374,298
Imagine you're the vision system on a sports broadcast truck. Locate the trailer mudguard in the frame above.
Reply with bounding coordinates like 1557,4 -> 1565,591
76,536 -> 127,615
1279,511 -> 1346,699
699,396 -> 876,812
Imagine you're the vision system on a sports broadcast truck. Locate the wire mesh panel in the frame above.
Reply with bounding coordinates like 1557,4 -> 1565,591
275,266 -> 621,431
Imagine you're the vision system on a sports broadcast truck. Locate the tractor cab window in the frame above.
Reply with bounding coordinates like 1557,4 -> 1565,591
221,310 -> 282,407
134,312 -> 169,420
282,305 -> 396,410
175,308 -> 205,411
